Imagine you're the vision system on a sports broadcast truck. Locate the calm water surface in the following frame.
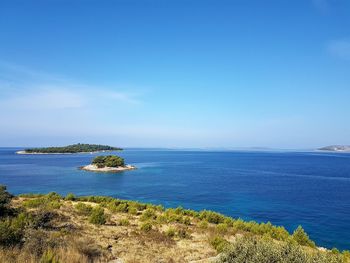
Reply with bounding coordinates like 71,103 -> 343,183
0,148 -> 349,250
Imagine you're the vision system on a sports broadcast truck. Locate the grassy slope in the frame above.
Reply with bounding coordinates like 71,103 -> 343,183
1,193 -> 349,263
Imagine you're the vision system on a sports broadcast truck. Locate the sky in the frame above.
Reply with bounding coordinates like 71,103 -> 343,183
0,0 -> 349,148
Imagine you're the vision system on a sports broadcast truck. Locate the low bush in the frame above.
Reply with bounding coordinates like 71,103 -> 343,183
88,207 -> 106,225
128,207 -> 138,215
22,194 -> 61,210
199,210 -> 225,224
115,203 -> 128,213
198,220 -> 208,229
218,236 -> 343,263
140,208 -> 157,221
119,219 -> 130,226
165,228 -> 176,238
65,193 -> 75,201
0,219 -> 23,247
209,235 -> 230,253
0,185 -> 13,216
75,203 -> 93,216
292,226 -> 316,248
217,223 -> 229,234
140,222 -> 152,232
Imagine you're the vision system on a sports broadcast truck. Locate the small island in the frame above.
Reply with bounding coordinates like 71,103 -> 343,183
17,143 -> 122,154
318,145 -> 350,152
81,155 -> 136,173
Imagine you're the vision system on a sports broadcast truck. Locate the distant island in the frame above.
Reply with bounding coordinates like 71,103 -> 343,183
16,143 -> 122,154
318,145 -> 350,152
81,155 -> 136,173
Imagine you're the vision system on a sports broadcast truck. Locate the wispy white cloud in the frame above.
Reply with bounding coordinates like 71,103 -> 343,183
328,39 -> 350,60
1,88 -> 85,110
0,62 -> 142,111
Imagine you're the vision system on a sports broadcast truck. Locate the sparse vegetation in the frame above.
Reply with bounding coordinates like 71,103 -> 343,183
0,185 -> 349,263
140,222 -> 153,232
119,219 -> 130,226
65,193 -> 75,201
210,235 -> 230,253
217,236 -> 343,263
75,203 -> 93,216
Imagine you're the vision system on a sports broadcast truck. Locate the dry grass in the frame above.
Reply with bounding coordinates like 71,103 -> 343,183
6,196 -> 345,263
3,198 -> 218,262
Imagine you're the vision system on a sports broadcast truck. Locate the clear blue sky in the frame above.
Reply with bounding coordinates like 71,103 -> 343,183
0,0 -> 349,148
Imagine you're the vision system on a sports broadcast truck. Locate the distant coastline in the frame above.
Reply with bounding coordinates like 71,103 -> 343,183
16,143 -> 122,154
317,145 -> 350,152
16,150 -> 114,155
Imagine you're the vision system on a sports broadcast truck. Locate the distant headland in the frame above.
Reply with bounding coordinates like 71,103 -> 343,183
318,145 -> 350,152
80,155 -> 136,173
16,143 -> 122,154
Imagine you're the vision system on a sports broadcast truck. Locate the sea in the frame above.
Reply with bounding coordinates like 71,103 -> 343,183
0,147 -> 349,250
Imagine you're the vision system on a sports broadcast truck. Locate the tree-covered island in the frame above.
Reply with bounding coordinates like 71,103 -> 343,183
17,143 -> 122,154
81,155 -> 136,173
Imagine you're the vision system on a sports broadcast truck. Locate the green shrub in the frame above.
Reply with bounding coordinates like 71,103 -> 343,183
115,203 -> 129,213
218,236 -> 343,263
140,222 -> 152,232
119,219 -> 130,226
0,185 -> 12,216
292,226 -> 316,248
65,193 -> 75,201
140,208 -> 157,221
165,227 -> 176,238
164,209 -> 184,223
209,235 -> 229,253
270,225 -> 290,241
0,216 -> 26,247
12,212 -> 32,230
128,201 -> 147,211
88,206 -> 106,225
156,215 -> 167,224
22,196 -> 61,210
47,192 -> 60,198
217,223 -> 229,234
128,207 -> 138,215
174,206 -> 185,215
198,220 -> 208,229
199,210 -> 225,224
75,203 -> 93,216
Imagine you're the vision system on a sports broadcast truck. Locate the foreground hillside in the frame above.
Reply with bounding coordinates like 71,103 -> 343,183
0,186 -> 349,263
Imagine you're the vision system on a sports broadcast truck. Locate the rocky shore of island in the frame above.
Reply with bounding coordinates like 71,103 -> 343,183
80,164 -> 136,173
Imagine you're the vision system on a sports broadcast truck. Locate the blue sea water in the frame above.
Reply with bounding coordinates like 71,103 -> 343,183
0,147 -> 349,250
